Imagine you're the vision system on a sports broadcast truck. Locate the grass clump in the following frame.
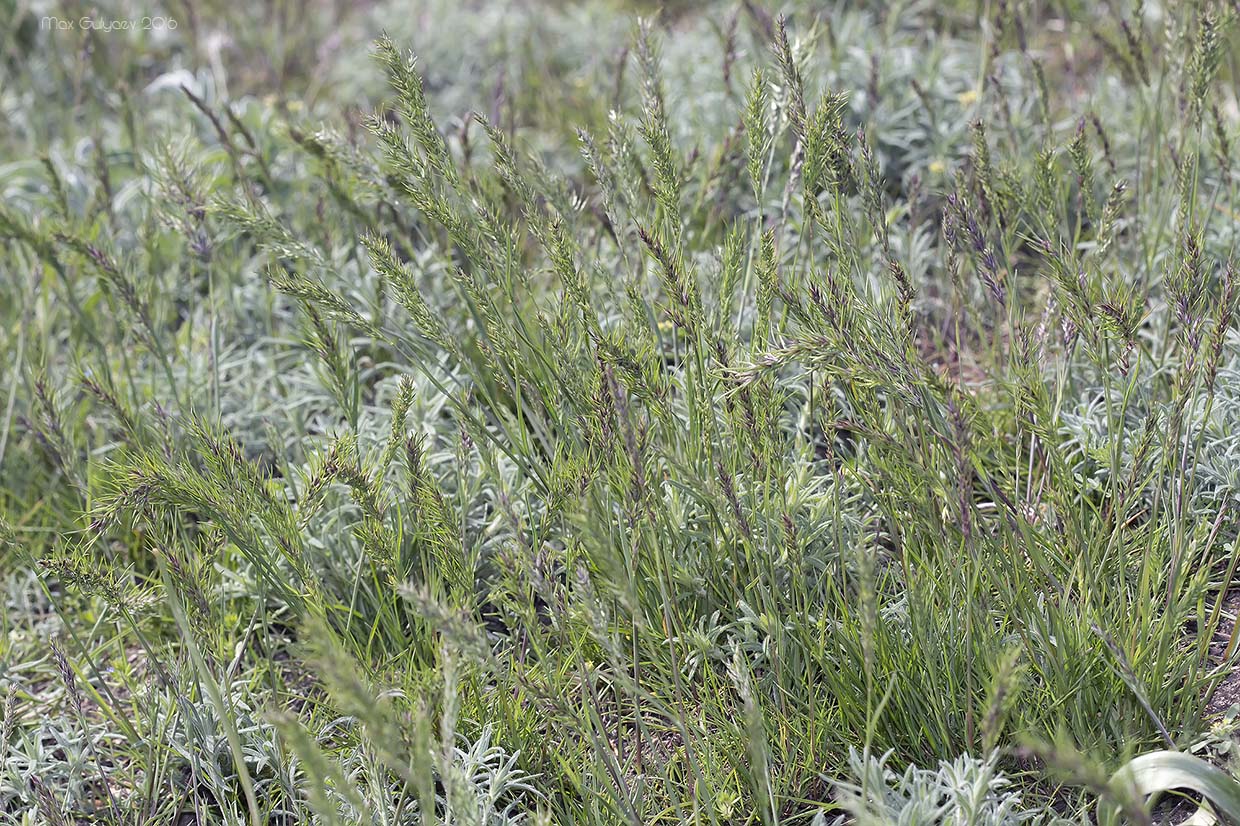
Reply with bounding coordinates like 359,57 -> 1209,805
3,0 -> 1240,823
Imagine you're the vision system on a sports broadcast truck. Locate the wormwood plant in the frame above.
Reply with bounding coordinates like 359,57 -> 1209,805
3,0 -> 1240,823
833,750 -> 1064,826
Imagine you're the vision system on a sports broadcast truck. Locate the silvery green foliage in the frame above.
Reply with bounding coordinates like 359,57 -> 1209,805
313,724 -> 538,826
1190,353 -> 1240,505
1058,334 -> 1240,516
1,713 -> 99,815
833,749 -> 1074,826
439,725 -> 539,825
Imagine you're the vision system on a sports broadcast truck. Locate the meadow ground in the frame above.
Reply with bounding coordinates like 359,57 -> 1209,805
4,1 -> 1240,823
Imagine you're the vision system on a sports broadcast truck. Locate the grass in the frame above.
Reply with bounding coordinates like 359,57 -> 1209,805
2,0 -> 1240,823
